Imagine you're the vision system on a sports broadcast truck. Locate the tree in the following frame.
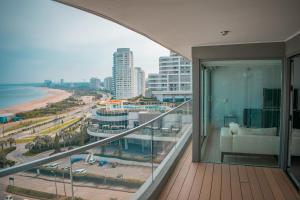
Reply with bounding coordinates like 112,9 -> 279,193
25,143 -> 34,151
54,133 -> 60,152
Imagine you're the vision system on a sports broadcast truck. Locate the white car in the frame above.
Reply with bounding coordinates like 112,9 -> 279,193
88,158 -> 96,164
47,163 -> 59,168
74,169 -> 87,174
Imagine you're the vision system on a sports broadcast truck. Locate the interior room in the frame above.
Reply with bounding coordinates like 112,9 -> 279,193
200,60 -> 285,166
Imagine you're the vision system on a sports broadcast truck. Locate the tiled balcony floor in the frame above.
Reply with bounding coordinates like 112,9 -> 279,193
158,142 -> 300,200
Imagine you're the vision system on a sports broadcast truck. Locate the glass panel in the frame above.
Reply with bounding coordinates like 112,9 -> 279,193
0,158 -> 74,200
200,60 -> 282,166
288,55 -> 300,184
0,101 -> 192,200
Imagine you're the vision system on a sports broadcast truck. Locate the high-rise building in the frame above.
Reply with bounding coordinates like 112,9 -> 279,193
112,48 -> 134,99
134,67 -> 146,96
147,51 -> 192,102
89,77 -> 101,89
60,78 -> 64,85
104,76 -> 113,92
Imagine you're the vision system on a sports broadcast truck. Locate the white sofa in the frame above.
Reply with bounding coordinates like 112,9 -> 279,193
220,126 -> 280,161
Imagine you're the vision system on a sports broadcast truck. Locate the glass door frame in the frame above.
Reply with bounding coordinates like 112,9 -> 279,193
286,54 -> 300,190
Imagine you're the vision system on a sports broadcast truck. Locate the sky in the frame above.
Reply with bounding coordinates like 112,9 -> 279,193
0,0 -> 169,84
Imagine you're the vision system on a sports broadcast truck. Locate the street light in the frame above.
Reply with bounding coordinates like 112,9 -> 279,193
51,169 -> 58,200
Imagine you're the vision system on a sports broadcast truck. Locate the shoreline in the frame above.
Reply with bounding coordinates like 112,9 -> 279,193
0,87 -> 72,115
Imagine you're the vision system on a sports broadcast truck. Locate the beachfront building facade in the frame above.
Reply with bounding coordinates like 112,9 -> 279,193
134,67 -> 146,97
147,52 -> 192,102
112,48 -> 134,99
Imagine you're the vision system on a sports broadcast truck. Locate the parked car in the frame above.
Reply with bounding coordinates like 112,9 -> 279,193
73,169 -> 87,174
112,162 -> 118,168
98,160 -> 108,166
47,163 -> 59,168
62,165 -> 70,170
88,158 -> 96,165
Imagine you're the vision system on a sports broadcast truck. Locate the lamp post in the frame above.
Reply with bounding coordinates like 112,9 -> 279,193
69,157 -> 74,200
51,170 -> 58,200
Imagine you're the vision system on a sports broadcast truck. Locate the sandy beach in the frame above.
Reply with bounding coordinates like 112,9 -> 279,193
0,88 -> 72,114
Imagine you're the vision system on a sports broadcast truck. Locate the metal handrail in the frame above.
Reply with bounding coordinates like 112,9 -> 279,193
0,100 -> 191,177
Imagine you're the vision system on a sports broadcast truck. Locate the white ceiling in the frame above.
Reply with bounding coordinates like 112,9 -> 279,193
57,0 -> 300,59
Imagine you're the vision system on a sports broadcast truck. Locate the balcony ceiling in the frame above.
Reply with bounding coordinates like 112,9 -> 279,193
57,0 -> 300,59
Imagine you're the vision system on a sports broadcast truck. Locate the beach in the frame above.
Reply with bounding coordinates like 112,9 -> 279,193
0,88 -> 71,114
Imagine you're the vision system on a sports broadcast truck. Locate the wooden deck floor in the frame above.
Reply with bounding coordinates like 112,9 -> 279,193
158,142 -> 300,200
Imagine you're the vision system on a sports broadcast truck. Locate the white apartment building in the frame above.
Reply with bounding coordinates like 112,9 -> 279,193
148,51 -> 192,102
112,48 -> 134,99
104,76 -> 113,92
134,67 -> 146,96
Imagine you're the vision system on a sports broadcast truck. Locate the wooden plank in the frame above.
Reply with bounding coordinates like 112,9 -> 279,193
230,165 -> 242,200
177,163 -> 198,200
275,169 -> 300,200
158,143 -> 192,200
199,163 -> 214,200
221,164 -> 231,200
188,163 -> 206,200
210,164 -> 222,200
239,165 -> 249,182
254,167 -> 275,200
241,182 -> 253,200
166,154 -> 192,200
263,168 -> 285,200
272,169 -> 299,200
246,166 -> 263,200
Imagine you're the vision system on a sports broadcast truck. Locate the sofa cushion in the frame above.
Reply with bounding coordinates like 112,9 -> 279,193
229,122 -> 239,135
232,134 -> 279,155
238,127 -> 277,136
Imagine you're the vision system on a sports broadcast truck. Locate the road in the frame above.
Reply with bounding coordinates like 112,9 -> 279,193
5,92 -> 111,165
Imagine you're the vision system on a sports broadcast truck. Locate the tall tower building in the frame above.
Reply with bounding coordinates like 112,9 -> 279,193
134,67 -> 146,97
112,48 -> 134,99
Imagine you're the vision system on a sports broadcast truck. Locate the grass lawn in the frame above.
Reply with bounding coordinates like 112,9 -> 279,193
16,118 -> 81,144
4,117 -> 50,133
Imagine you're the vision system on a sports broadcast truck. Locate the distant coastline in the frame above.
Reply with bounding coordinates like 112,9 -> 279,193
0,87 -> 72,115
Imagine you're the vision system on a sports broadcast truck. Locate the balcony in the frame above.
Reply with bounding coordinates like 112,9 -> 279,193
1,100 -> 300,200
158,142 -> 300,200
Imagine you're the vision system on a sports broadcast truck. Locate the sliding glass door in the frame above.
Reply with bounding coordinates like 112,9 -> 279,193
200,60 -> 282,166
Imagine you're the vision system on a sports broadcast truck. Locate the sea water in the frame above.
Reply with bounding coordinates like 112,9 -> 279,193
0,85 -> 47,109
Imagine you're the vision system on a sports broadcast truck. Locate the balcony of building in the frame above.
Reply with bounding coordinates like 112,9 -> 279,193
1,0 -> 300,200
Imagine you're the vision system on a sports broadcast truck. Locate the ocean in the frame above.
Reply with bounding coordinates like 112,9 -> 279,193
0,85 -> 47,109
